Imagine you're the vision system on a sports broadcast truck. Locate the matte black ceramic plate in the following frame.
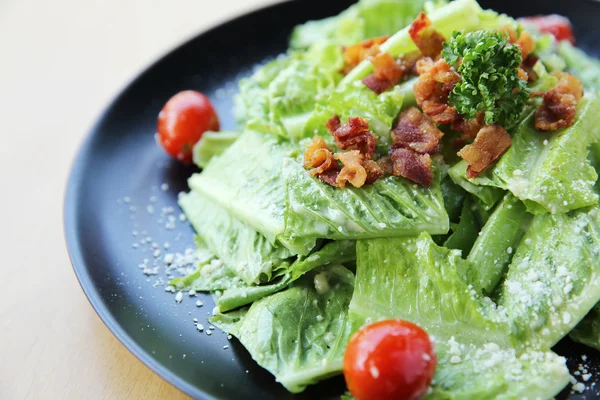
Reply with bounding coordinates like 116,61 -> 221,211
64,1 -> 600,398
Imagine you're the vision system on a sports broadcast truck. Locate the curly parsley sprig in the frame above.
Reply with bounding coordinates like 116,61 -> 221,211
442,30 -> 529,129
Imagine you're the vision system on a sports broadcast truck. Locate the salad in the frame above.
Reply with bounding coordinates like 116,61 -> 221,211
155,0 -> 600,398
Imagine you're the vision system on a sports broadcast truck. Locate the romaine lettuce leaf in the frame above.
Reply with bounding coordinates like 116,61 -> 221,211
284,159 -> 449,240
236,46 -> 343,139
557,41 -> 600,91
188,130 -> 315,255
443,197 -> 480,256
342,0 -> 513,83
211,265 -> 355,393
351,234 -> 569,399
192,130 -> 241,169
304,81 -> 405,140
427,343 -> 569,400
570,302 -> 600,351
448,161 -> 505,210
350,233 -> 511,346
216,240 -> 356,312
462,93 -> 600,214
497,206 -> 600,348
179,191 -> 293,285
290,0 -> 429,49
467,194 -> 531,294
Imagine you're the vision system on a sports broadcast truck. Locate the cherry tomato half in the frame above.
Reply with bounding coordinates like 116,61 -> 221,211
157,90 -> 220,163
343,319 -> 436,400
519,15 -> 575,44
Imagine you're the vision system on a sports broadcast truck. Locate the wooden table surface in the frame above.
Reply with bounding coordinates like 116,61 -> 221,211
0,0 -> 278,398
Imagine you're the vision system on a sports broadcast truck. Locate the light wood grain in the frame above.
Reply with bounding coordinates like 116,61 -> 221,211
0,0 -> 279,398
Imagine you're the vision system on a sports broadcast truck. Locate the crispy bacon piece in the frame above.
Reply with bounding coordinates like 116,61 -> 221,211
458,125 -> 512,178
502,26 -> 536,59
319,170 -> 341,187
535,72 -> 584,131
342,36 -> 389,75
326,116 -> 377,159
364,159 -> 383,184
362,52 -> 420,94
521,55 -> 539,82
390,148 -> 434,187
451,111 -> 485,141
409,12 -> 445,58
376,156 -> 394,175
304,136 -> 337,176
414,58 -> 461,124
391,107 -> 444,154
335,151 -> 368,188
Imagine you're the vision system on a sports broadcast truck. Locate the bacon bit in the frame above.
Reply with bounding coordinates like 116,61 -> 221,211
319,170 -> 341,187
342,36 -> 389,75
535,72 -> 584,131
390,148 -> 434,187
409,12 -> 445,58
364,159 -> 383,184
326,116 -> 377,159
304,136 -> 337,176
502,26 -> 536,59
458,125 -> 512,178
392,107 -> 444,154
362,52 -> 420,94
451,111 -> 485,141
414,58 -> 461,124
376,156 -> 394,175
335,151 -> 368,188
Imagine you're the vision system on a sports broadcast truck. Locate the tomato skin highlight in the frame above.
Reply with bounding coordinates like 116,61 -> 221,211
157,90 -> 220,163
519,15 -> 575,44
343,319 -> 436,400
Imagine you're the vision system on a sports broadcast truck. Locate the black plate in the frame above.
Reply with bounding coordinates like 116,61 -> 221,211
64,1 -> 600,399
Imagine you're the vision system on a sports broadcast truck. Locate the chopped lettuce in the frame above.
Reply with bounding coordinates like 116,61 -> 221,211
216,240 -> 356,312
342,0 -> 514,83
304,81 -> 404,139
351,234 -> 569,399
497,206 -> 600,349
236,46 -> 343,139
179,191 -> 293,285
443,197 -> 480,256
556,41 -> 600,91
459,93 -> 600,214
211,265 -> 355,393
350,233 -> 511,346
192,131 -> 241,169
284,159 -> 449,240
448,161 -> 505,210
290,0 -> 430,49
467,194 -> 531,294
188,131 -> 315,255
570,303 -> 600,351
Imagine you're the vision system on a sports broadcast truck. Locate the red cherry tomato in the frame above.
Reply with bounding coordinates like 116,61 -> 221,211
343,319 -> 436,400
519,15 -> 575,44
157,90 -> 219,163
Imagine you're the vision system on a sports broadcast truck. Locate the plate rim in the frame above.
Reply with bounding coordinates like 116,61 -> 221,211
62,2 -> 295,399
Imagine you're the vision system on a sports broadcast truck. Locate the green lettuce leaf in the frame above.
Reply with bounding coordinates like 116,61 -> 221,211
467,194 -> 531,294
236,46 -> 343,139
284,159 -> 449,240
304,81 -> 405,139
192,131 -> 241,169
351,234 -> 569,399
556,41 -> 600,91
342,0 -> 513,83
570,302 -> 600,351
461,93 -> 600,214
448,161 -> 505,210
188,130 -> 315,255
211,265 -> 355,393
497,206 -> 600,349
179,191 -> 293,285
427,344 -> 569,400
290,0 -> 429,49
216,240 -> 356,312
443,197 -> 480,256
